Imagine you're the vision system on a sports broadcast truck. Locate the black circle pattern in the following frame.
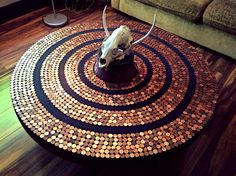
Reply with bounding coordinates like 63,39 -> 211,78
11,22 -> 218,159
33,29 -> 195,133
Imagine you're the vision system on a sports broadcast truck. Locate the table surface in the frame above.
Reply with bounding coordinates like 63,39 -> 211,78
10,19 -> 218,159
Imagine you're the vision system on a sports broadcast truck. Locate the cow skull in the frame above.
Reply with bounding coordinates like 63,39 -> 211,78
98,6 -> 156,68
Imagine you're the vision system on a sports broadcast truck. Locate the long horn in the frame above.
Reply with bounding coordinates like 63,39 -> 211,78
102,5 -> 110,37
132,14 -> 156,45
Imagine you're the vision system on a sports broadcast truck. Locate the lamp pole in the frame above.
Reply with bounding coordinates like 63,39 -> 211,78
43,0 -> 68,27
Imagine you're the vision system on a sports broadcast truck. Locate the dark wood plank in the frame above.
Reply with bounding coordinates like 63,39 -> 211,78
0,6 -> 235,176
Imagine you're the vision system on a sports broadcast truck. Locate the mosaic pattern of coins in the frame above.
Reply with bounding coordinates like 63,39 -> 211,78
11,21 -> 218,159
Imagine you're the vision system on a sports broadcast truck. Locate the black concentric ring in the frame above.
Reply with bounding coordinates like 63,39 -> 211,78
78,50 -> 153,94
33,28 -> 196,134
59,39 -> 171,110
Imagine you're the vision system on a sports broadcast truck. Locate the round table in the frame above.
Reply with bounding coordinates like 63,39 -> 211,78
11,21 -> 218,159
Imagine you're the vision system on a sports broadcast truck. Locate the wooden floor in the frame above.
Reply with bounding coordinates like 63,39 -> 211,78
0,6 -> 235,176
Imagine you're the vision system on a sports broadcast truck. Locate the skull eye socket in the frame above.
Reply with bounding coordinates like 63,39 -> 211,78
112,48 -> 123,55
118,44 -> 126,50
112,48 -> 119,55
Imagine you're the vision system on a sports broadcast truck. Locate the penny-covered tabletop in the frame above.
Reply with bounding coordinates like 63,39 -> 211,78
11,21 -> 218,159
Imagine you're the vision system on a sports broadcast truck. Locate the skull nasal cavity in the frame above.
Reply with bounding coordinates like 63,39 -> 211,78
100,58 -> 106,65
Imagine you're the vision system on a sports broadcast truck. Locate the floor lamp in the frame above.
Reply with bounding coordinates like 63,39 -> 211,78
43,0 -> 68,27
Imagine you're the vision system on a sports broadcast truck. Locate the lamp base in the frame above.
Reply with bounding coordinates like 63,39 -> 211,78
43,13 -> 68,27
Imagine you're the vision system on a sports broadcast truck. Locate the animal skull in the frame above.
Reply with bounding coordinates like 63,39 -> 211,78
98,6 -> 156,68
